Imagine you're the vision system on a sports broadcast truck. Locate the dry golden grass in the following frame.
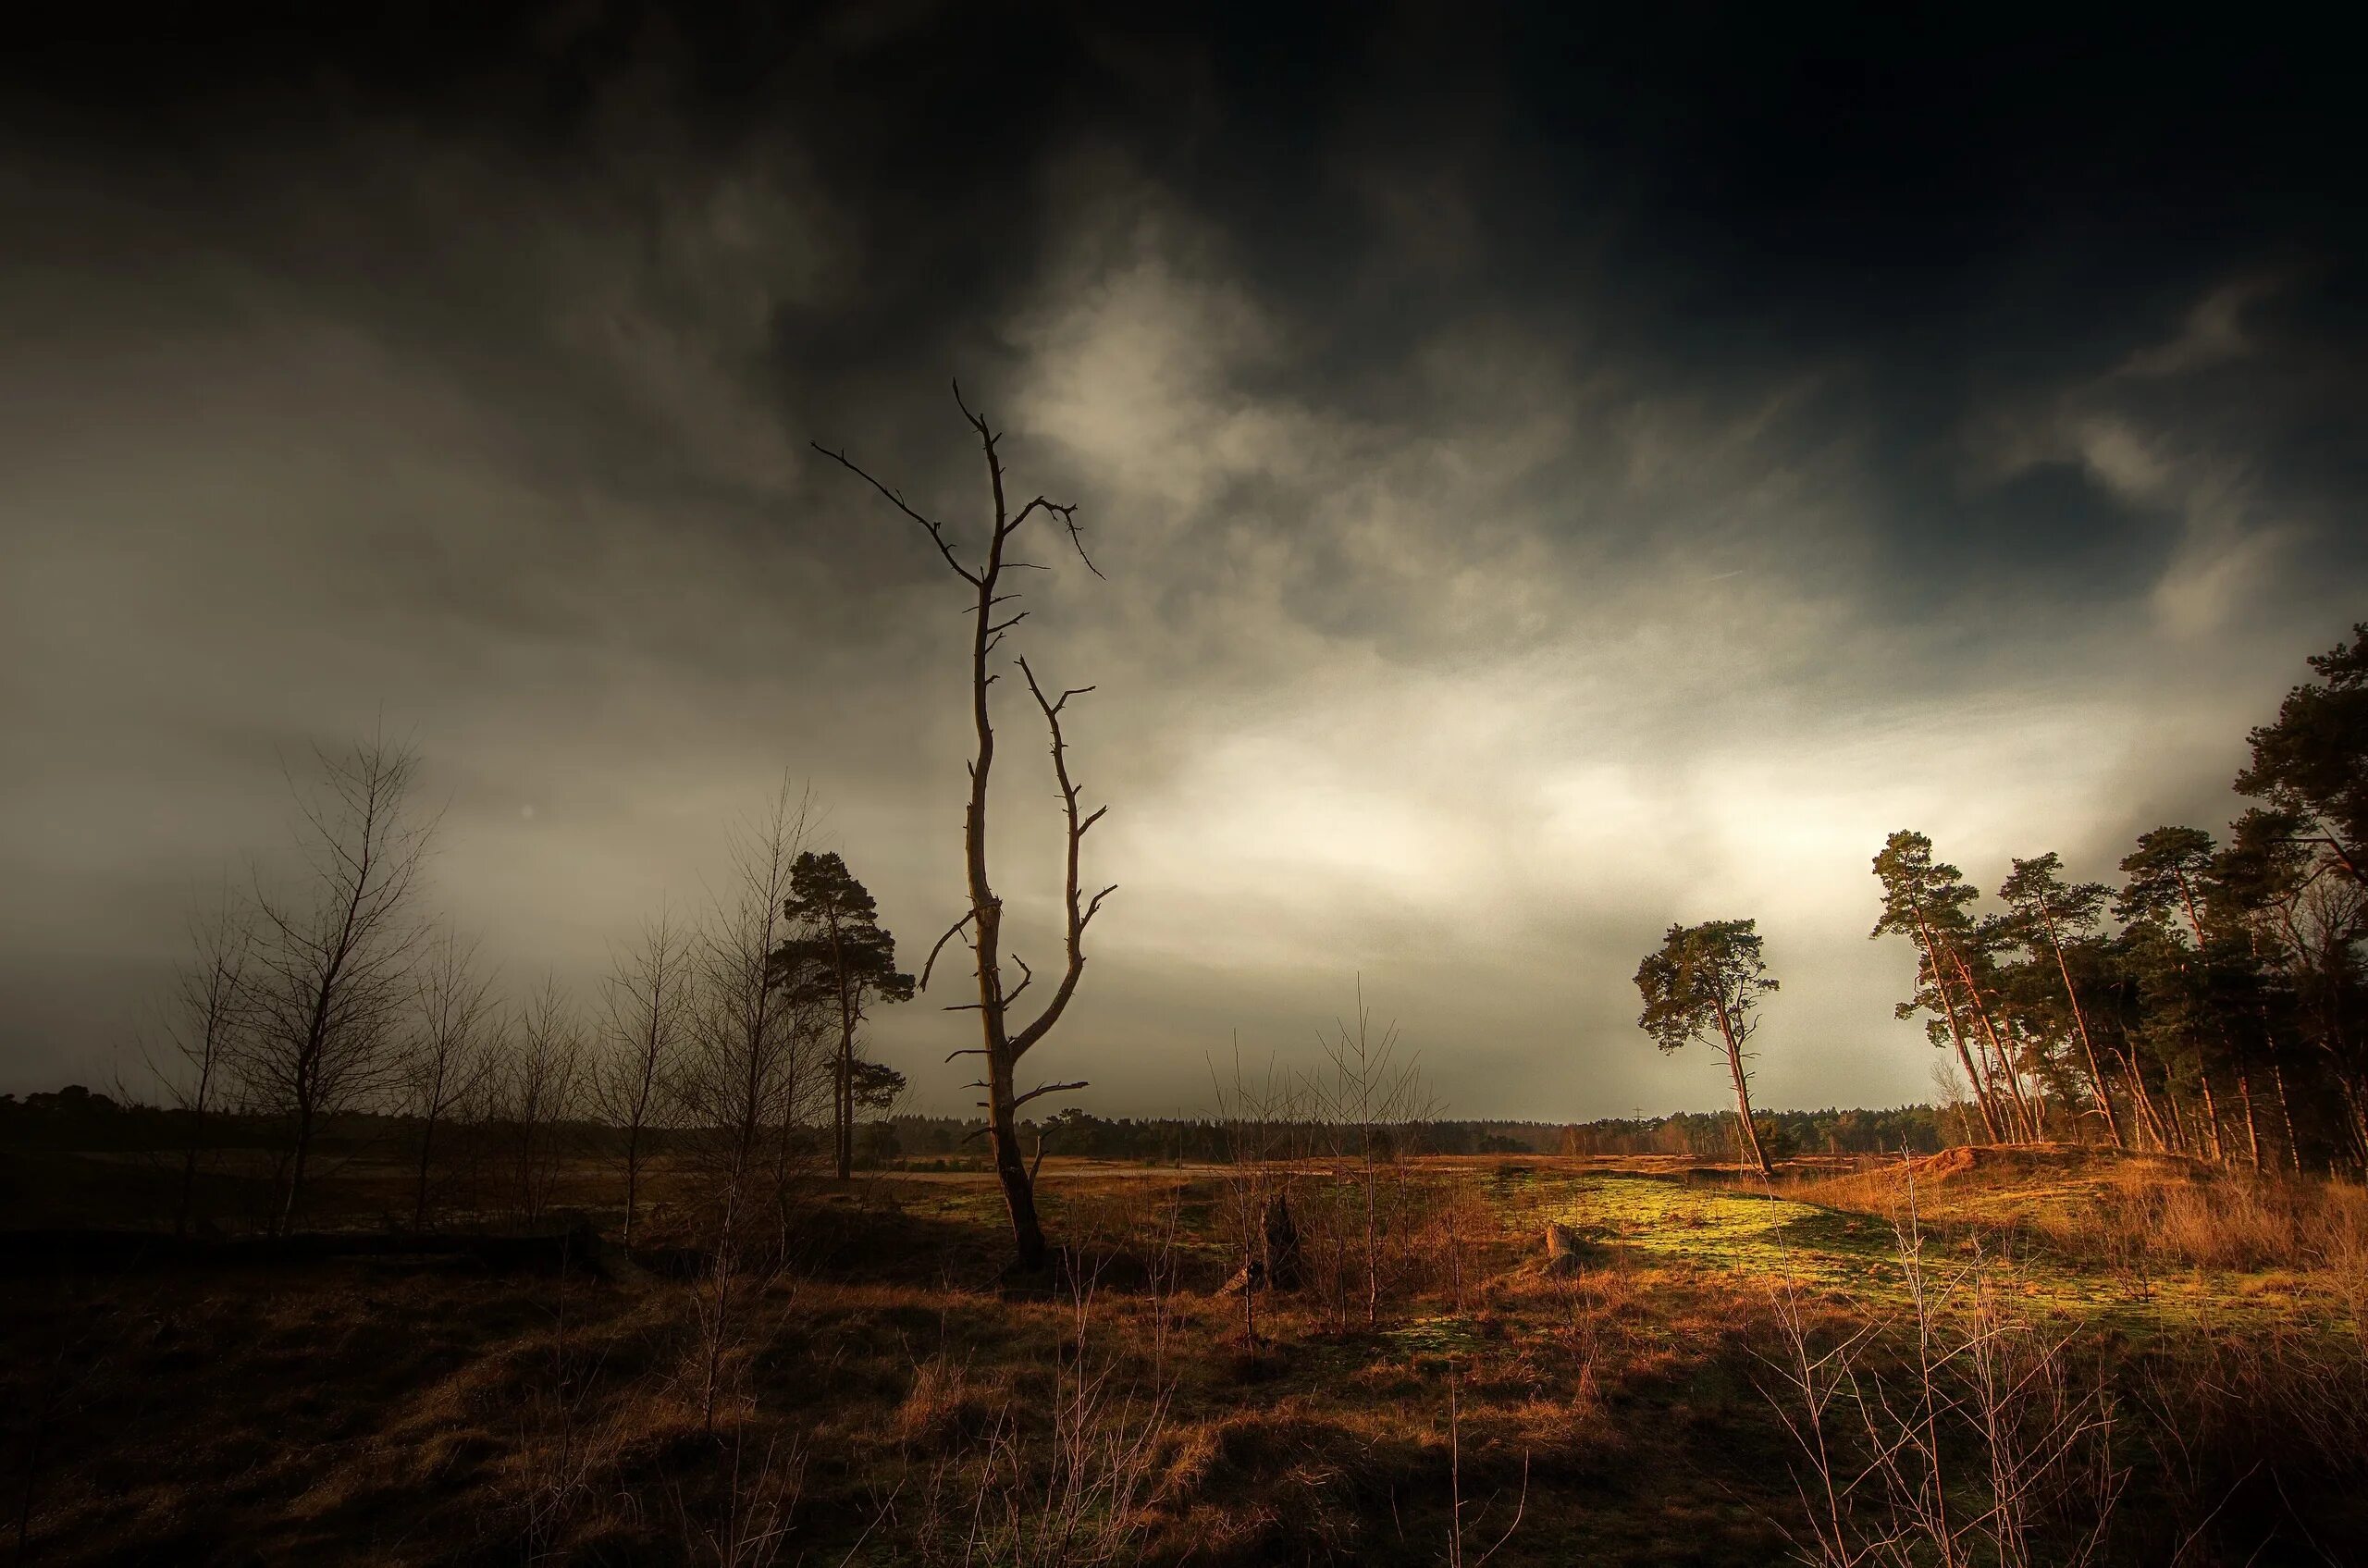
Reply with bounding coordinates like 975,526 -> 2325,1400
4,1150 -> 2365,1565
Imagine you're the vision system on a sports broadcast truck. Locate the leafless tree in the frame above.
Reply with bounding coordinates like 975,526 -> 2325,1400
1211,1035 -> 1298,1349
815,388 -> 1115,1271
403,927 -> 499,1230
678,784 -> 831,1249
671,789 -> 832,1432
1311,983 -> 1429,1327
500,978 -> 585,1226
147,886 -> 256,1239
594,909 -> 693,1246
237,737 -> 435,1234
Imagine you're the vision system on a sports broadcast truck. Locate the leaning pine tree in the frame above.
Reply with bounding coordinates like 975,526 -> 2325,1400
1634,919 -> 1779,1179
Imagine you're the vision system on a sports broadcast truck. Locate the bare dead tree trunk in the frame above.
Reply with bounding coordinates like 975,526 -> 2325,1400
817,389 -> 1114,1272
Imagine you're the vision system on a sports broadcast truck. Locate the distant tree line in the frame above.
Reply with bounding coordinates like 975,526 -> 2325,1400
111,740 -> 918,1245
1870,622 -> 2368,1173
1556,1106 -> 1951,1159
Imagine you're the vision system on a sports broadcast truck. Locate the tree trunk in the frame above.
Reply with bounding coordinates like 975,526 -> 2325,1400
2120,1050 -> 2169,1152
2271,1049 -> 2302,1174
412,1112 -> 438,1231
1950,948 -> 2041,1145
1713,1004 -> 1772,1178
2235,1065 -> 2263,1171
1913,921 -> 2004,1142
278,1092 -> 315,1237
2031,907 -> 2124,1150
989,1056 -> 1047,1270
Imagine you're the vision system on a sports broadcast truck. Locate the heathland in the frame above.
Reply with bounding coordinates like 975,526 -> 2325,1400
6,1133 -> 2365,1566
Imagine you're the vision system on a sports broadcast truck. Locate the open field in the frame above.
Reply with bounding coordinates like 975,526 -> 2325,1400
6,1148 -> 2368,1565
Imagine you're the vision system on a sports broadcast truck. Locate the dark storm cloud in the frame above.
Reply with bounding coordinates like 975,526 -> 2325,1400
4,6 -> 2363,1114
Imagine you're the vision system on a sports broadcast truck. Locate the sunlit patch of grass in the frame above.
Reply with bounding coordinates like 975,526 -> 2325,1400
1486,1171 -> 2342,1339
1387,1315 -> 1483,1366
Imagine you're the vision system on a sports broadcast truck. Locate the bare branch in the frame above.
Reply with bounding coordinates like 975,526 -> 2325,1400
918,909 -> 979,990
1011,1080 -> 1088,1111
809,442 -> 981,586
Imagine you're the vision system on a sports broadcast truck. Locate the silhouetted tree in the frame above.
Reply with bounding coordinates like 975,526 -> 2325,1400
2237,622 -> 2368,885
500,979 -> 583,1224
594,911 -> 691,1245
769,851 -> 914,1181
403,927 -> 498,1228
815,389 -> 1115,1271
678,784 -> 831,1253
1999,853 -> 2126,1149
238,737 -> 434,1233
1634,919 -> 1780,1178
150,888 -> 254,1239
1871,832 -> 2013,1142
851,1058 -> 907,1115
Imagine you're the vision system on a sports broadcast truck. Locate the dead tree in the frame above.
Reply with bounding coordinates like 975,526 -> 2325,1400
815,388 -> 1114,1271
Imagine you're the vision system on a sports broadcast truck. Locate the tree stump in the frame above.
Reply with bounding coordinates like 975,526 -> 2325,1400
1545,1221 -> 1588,1276
1262,1192 -> 1303,1290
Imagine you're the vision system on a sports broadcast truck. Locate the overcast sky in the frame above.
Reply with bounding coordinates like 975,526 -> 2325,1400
4,9 -> 2363,1117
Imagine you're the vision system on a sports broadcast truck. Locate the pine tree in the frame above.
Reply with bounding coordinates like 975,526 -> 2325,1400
770,852 -> 915,1181
1634,919 -> 1781,1178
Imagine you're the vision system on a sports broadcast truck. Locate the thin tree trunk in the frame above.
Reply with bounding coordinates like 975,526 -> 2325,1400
2271,1049 -> 2302,1174
2235,1064 -> 2263,1171
278,1093 -> 315,1236
2031,906 -> 2124,1150
622,1125 -> 641,1247
412,1110 -> 438,1231
1913,920 -> 2004,1142
1712,1004 -> 1772,1179
1950,950 -> 2032,1144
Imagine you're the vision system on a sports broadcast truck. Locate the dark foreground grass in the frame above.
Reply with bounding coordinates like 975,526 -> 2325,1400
4,1152 -> 2364,1564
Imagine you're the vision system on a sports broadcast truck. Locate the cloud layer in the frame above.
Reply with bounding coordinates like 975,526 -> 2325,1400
4,8 -> 2363,1116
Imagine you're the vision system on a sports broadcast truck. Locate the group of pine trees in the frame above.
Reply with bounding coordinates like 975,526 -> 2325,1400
1872,623 -> 2368,1172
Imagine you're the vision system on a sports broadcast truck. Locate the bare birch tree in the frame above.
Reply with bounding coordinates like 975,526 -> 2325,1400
403,926 -> 498,1230
814,388 -> 1115,1271
500,979 -> 585,1226
678,784 -> 830,1243
238,737 -> 434,1234
594,910 -> 692,1245
148,887 -> 255,1239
